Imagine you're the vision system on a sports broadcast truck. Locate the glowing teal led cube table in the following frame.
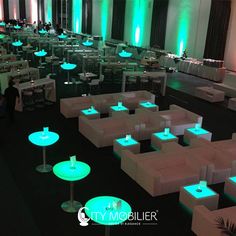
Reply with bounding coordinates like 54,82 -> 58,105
179,183 -> 219,211
109,103 -> 129,116
184,125 -> 212,144
82,40 -> 93,47
61,62 -> 77,85
151,129 -> 178,150
139,101 -> 159,112
224,177 -> 236,200
80,107 -> 100,120
34,49 -> 48,69
85,196 -> 132,236
113,136 -> 140,158
0,21 -> 6,27
28,128 -> 59,173
53,159 -> 91,213
14,25 -> 21,30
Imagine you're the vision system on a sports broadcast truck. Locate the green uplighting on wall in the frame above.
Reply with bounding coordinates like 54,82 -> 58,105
72,0 -> 82,33
45,0 -> 52,23
131,0 -> 149,47
176,0 -> 190,56
101,0 -> 109,40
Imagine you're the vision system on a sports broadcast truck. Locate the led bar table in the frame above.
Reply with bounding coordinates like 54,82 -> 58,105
118,50 -> 132,58
113,136 -> 140,158
28,128 -> 59,173
14,25 -> 21,30
109,103 -> 129,116
151,129 -> 178,150
82,40 -> 93,47
85,196 -> 131,236
224,176 -> 236,200
53,159 -> 91,213
139,101 -> 159,112
58,33 -> 68,40
12,40 -> 23,56
60,62 -> 77,85
184,125 -> 212,144
179,183 -> 219,211
38,29 -> 48,35
34,50 -> 48,69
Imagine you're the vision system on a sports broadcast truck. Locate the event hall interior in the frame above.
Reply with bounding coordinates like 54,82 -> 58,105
0,0 -> 236,235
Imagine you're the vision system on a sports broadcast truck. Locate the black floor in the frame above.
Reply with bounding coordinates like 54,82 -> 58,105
1,68 -> 236,236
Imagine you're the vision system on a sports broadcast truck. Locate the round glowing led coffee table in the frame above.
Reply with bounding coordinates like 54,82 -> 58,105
38,29 -> 48,35
60,62 -> 77,85
118,50 -> 132,58
14,24 -> 21,30
34,49 -> 48,69
28,127 -> 59,173
53,158 -> 91,213
85,196 -> 132,236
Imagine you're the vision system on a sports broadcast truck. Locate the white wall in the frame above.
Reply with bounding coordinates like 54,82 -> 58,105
8,0 -> 19,19
165,0 -> 211,59
224,0 -> 236,71
92,0 -> 113,40
25,0 -> 38,23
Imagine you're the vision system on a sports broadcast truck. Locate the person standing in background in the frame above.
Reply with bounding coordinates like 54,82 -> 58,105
4,80 -> 20,123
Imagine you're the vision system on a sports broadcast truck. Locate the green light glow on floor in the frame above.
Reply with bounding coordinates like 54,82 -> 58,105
101,0 -> 109,40
176,0 -> 190,56
72,0 -> 82,33
45,0 -> 52,23
131,0 -> 149,46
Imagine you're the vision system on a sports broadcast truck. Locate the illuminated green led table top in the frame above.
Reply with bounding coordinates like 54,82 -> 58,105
53,161 -> 91,181
82,40 -> 93,47
187,127 -> 209,136
184,184 -> 217,199
139,101 -> 157,108
81,108 -> 99,115
12,40 -> 23,47
111,105 -> 128,112
14,25 -> 21,30
0,34 -> 5,39
28,131 -> 59,147
58,33 -> 67,39
39,29 -> 47,34
118,50 -> 132,58
34,50 -> 47,57
85,196 -> 132,226
229,177 -> 236,183
153,131 -> 177,141
116,137 -> 138,147
0,22 -> 6,26
60,62 -> 77,70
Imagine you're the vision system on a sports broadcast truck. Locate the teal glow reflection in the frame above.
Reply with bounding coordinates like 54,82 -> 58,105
28,131 -> 59,147
153,132 -> 177,141
101,0 -> 109,40
58,33 -> 67,39
60,62 -> 77,70
187,127 -> 209,136
81,108 -> 99,115
14,25 -> 21,30
118,50 -> 132,58
12,40 -> 23,47
85,196 -> 132,226
39,29 -> 47,34
184,184 -> 217,199
82,40 -> 93,47
229,177 -> 236,183
53,161 -> 90,181
116,137 -> 138,147
45,0 -> 52,23
72,0 -> 82,33
111,105 -> 128,111
34,50 -> 47,57
139,101 -> 157,108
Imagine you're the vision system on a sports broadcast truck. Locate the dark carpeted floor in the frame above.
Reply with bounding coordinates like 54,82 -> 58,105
0,66 -> 236,236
